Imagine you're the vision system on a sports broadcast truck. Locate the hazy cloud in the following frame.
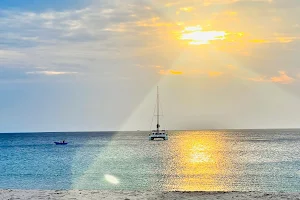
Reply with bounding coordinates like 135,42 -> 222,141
26,71 -> 78,75
249,71 -> 295,84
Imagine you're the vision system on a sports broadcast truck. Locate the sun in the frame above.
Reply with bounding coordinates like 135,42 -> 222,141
180,25 -> 226,45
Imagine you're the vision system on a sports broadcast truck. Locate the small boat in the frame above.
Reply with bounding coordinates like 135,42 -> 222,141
54,141 -> 68,145
149,86 -> 168,141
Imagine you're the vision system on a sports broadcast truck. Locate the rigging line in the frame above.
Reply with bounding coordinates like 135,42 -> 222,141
150,102 -> 157,131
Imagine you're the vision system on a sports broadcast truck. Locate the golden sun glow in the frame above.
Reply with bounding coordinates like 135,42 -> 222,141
163,131 -> 237,191
180,25 -> 226,45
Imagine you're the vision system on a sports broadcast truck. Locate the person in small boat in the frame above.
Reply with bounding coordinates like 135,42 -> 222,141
62,140 -> 65,143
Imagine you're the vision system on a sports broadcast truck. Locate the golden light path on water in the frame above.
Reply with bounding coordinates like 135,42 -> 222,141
71,131 -> 235,190
163,131 -> 234,191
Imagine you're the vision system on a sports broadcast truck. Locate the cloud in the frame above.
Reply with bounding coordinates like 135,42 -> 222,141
271,71 -> 294,84
248,76 -> 268,82
176,7 -> 194,15
249,71 -> 294,84
208,71 -> 223,77
157,68 -> 227,77
201,0 -> 272,6
250,36 -> 300,44
179,7 -> 194,12
226,65 -> 238,70
170,70 -> 184,75
0,50 -> 27,64
202,0 -> 239,6
159,69 -> 183,75
0,2 -> 176,81
0,3 -> 162,48
164,0 -> 270,7
26,71 -> 78,75
1,0 -> 300,84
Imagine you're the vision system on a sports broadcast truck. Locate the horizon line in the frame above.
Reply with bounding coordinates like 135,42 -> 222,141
1,128 -> 300,134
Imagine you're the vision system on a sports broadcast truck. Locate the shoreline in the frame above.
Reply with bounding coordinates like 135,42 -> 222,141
1,190 -> 300,200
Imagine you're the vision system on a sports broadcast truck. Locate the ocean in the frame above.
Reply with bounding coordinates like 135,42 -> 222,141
0,130 -> 299,192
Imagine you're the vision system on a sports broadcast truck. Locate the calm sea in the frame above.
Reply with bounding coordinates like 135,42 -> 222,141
0,130 -> 299,192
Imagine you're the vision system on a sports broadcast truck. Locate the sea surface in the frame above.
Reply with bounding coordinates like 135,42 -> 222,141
0,130 -> 299,192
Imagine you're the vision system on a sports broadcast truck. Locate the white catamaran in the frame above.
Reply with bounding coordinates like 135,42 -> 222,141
149,86 -> 168,140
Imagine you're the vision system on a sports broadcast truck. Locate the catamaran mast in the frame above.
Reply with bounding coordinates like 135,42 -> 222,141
156,86 -> 160,133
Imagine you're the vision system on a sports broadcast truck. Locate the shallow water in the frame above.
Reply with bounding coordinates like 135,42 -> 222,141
0,130 -> 299,191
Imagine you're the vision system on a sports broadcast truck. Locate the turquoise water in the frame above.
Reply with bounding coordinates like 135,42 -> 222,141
0,130 -> 299,191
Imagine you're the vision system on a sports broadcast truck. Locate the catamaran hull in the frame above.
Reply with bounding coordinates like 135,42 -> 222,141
149,135 -> 168,140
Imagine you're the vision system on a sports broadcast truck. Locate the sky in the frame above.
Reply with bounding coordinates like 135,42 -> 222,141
0,0 -> 300,132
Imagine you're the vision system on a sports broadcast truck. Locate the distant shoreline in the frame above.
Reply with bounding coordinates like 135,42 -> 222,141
0,190 -> 299,200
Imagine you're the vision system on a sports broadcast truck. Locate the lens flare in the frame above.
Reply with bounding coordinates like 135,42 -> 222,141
104,174 -> 119,184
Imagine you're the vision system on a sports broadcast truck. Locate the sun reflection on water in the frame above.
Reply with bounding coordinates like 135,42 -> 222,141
164,131 -> 234,191
190,145 -> 212,163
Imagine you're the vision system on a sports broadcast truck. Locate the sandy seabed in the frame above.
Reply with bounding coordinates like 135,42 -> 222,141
0,190 -> 300,200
